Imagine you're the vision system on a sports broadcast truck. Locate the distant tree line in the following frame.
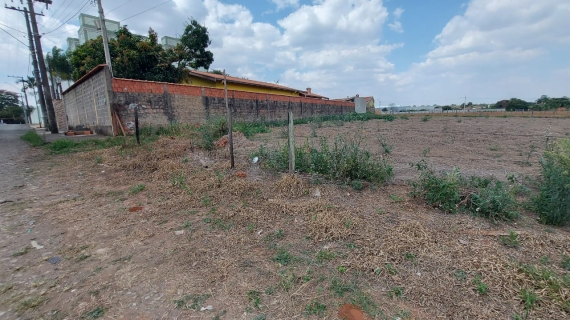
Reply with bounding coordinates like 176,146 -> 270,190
492,96 -> 570,111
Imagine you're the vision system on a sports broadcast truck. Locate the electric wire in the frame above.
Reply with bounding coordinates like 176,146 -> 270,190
0,22 -> 27,34
0,26 -> 29,47
42,0 -> 91,35
107,0 -> 137,14
120,0 -> 173,22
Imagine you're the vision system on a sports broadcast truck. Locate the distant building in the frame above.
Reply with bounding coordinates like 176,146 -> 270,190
332,95 -> 374,113
66,13 -> 180,52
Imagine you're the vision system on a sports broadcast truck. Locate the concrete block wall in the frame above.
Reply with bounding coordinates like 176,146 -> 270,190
62,66 -> 113,134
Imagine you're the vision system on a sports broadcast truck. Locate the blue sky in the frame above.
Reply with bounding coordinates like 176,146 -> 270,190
1,0 -> 569,107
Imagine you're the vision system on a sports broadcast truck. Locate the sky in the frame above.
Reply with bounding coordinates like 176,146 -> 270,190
0,0 -> 569,107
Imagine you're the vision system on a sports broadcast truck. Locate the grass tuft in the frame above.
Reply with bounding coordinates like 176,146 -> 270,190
20,130 -> 44,146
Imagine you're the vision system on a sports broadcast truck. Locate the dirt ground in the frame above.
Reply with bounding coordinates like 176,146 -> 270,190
1,117 -> 569,320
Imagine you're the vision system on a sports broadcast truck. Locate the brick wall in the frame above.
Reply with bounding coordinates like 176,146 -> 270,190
53,99 -> 67,132
112,78 -> 354,132
62,65 -> 113,135
62,66 -> 354,136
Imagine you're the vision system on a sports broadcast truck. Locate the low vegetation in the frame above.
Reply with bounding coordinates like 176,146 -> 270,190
255,135 -> 393,184
20,130 -> 44,146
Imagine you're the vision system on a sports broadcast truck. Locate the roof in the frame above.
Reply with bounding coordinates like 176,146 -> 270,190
63,64 -> 107,95
301,91 -> 328,99
188,70 -> 300,93
332,95 -> 373,102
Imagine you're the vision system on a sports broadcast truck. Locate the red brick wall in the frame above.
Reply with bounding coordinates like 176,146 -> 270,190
111,78 -> 354,133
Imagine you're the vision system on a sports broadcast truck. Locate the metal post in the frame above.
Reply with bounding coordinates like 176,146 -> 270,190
223,70 -> 234,168
28,0 -> 58,133
97,0 -> 113,76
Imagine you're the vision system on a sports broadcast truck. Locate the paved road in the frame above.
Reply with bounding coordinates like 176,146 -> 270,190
0,124 -> 30,195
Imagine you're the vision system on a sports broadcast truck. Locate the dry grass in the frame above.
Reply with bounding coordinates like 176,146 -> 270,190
2,117 -> 570,320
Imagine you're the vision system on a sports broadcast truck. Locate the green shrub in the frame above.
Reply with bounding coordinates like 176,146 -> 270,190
233,121 -> 270,137
410,160 -> 462,213
20,130 -> 44,146
410,160 -> 520,219
198,117 -> 227,150
534,138 -> 570,225
254,135 -> 392,184
467,180 -> 519,221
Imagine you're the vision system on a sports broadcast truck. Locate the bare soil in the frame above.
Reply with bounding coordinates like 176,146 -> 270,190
1,117 -> 569,320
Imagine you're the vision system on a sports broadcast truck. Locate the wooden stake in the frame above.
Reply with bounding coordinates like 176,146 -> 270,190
224,70 -> 234,168
288,110 -> 295,173
115,112 -> 126,136
134,105 -> 140,145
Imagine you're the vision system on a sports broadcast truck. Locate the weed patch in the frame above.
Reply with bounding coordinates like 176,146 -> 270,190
534,138 -> 570,225
305,300 -> 326,316
255,135 -> 392,184
129,184 -> 146,195
20,130 -> 44,146
174,293 -> 211,310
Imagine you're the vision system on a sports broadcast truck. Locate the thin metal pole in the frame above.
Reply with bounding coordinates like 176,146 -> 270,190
288,110 -> 295,173
223,70 -> 234,168
97,0 -> 113,76
135,105 -> 140,145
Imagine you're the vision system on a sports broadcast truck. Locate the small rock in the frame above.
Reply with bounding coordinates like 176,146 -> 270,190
416,272 -> 421,277
459,239 -> 469,245
252,157 -> 259,164
174,230 -> 185,236
48,257 -> 61,265
200,305 -> 213,311
313,188 -> 321,198
71,289 -> 77,293
257,229 -> 263,235
31,241 -> 44,250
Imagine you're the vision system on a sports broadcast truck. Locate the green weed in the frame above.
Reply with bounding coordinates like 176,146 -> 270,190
20,130 -> 44,146
174,294 -> 211,310
389,286 -> 404,298
534,138 -> 570,225
305,300 -> 326,316
330,278 -> 357,297
316,250 -> 337,263
272,248 -> 292,266
561,255 -> 570,270
129,184 -> 146,195
473,275 -> 488,294
500,230 -> 521,247
520,289 -> 539,310
81,307 -> 104,319
247,290 -> 262,309
254,135 -> 392,184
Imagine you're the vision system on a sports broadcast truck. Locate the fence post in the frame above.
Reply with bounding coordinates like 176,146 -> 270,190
288,110 -> 295,174
134,105 -> 140,145
223,70 -> 234,168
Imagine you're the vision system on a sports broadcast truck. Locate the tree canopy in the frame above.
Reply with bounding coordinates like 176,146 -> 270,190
0,90 -> 24,120
69,20 -> 214,82
46,47 -> 73,82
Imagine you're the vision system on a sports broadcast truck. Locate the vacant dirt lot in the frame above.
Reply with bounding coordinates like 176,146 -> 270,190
1,116 -> 569,319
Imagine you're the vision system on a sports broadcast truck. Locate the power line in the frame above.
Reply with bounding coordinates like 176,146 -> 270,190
43,0 -> 73,30
0,26 -> 29,47
42,0 -> 91,35
0,22 -> 27,34
108,0 -> 136,14
120,0 -> 173,22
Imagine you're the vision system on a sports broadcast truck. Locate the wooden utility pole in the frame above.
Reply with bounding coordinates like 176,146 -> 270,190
5,5 -> 49,128
223,70 -> 234,168
28,0 -> 58,133
96,0 -> 113,76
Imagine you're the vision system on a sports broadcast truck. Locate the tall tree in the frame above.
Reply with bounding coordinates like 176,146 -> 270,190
0,90 -> 24,120
46,47 -> 73,85
69,20 -> 214,82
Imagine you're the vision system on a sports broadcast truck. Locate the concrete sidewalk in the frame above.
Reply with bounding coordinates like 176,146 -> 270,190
31,125 -> 105,143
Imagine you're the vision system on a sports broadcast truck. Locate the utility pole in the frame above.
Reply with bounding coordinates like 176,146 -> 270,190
464,95 -> 467,111
4,4 -> 49,129
96,0 -> 113,75
28,0 -> 58,133
9,75 -> 31,124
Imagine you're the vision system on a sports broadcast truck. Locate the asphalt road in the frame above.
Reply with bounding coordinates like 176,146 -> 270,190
0,124 -> 30,195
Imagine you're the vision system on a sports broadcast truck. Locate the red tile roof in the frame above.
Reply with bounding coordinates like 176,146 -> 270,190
189,70 -> 300,93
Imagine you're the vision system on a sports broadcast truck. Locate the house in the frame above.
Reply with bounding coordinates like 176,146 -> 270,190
183,70 -> 329,99
332,95 -> 375,113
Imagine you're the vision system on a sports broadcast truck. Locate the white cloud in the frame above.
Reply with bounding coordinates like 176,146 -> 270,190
388,7 -> 403,33
382,0 -> 570,104
270,0 -> 300,11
